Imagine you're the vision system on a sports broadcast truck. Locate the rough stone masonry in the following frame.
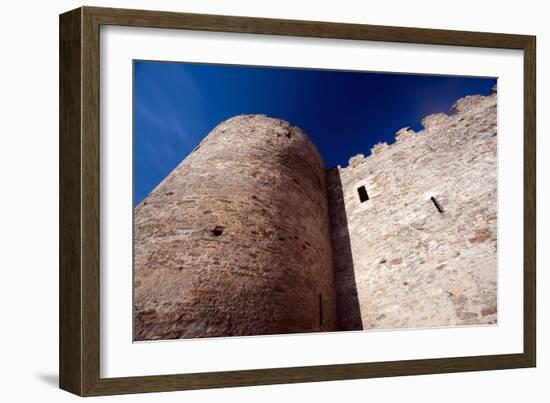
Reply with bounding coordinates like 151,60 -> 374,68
134,88 -> 498,340
134,115 -> 337,340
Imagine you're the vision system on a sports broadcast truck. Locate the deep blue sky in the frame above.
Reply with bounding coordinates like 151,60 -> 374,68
134,61 -> 496,206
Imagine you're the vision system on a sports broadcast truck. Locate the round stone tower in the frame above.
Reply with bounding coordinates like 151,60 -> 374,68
134,115 -> 337,340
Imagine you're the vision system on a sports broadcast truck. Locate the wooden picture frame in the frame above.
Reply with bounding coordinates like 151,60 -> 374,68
59,6 -> 536,396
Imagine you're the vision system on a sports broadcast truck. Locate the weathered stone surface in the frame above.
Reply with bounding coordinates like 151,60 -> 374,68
134,115 -> 337,340
327,91 -> 497,331
348,154 -> 365,167
395,127 -> 416,142
421,113 -> 450,130
371,142 -> 388,155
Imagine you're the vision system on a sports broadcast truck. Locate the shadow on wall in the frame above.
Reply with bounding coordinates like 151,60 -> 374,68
35,373 -> 58,388
327,169 -> 363,331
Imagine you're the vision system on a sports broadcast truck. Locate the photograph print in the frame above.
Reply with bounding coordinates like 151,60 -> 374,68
133,61 -> 498,341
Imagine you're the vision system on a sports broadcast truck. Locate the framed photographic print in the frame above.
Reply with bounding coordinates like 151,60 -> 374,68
59,6 -> 536,396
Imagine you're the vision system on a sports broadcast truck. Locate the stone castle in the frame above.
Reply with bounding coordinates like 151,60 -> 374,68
134,88 -> 498,341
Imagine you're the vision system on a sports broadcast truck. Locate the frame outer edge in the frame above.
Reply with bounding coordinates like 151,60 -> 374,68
58,5 -> 537,396
523,35 -> 536,367
80,5 -> 103,396
59,7 -> 84,396
82,5 -> 531,49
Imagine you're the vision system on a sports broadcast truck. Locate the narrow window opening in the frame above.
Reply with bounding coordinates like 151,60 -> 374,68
319,293 -> 324,327
431,196 -> 444,213
211,226 -> 225,236
357,186 -> 369,203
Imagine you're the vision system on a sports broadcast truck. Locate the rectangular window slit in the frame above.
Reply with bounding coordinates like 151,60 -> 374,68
357,186 -> 369,203
431,196 -> 444,213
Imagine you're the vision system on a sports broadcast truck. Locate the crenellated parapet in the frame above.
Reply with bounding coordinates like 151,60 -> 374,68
335,90 -> 497,171
347,153 -> 365,168
371,141 -> 388,155
421,113 -> 450,130
394,126 -> 416,142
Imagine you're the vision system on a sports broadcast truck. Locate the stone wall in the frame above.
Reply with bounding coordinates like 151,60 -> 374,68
134,115 -> 337,340
327,90 -> 498,331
